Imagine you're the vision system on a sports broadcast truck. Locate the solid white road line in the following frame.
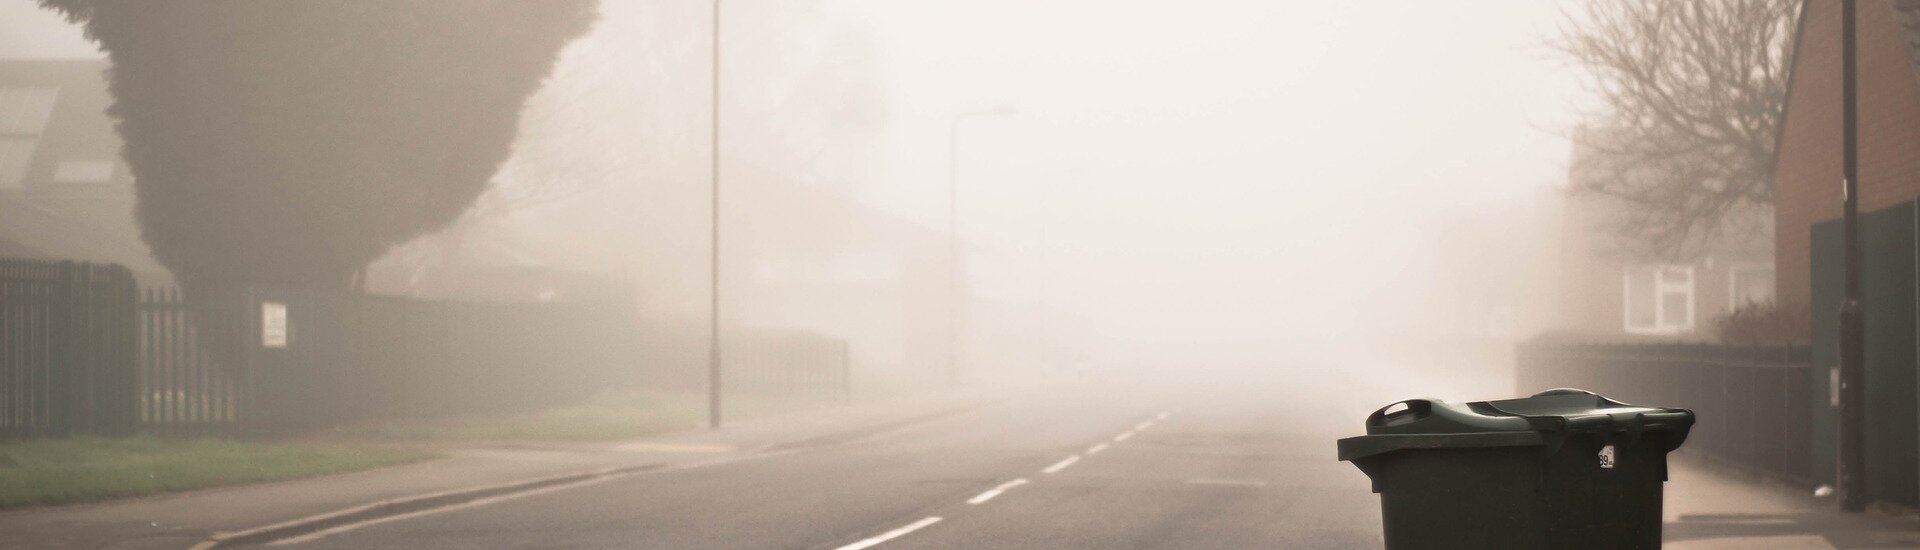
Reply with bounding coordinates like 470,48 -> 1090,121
1185,478 -> 1268,487
244,453 -> 782,547
967,478 -> 1031,504
1113,431 -> 1134,442
1086,442 -> 1110,455
267,473 -> 624,546
1042,455 -> 1081,474
835,517 -> 944,550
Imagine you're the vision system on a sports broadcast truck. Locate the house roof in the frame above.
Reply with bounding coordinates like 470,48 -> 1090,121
0,195 -> 165,275
0,234 -> 45,257
0,59 -> 163,277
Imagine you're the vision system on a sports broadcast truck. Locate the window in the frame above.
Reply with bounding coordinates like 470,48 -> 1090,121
52,160 -> 115,183
1624,265 -> 1694,335
0,138 -> 34,189
1728,266 -> 1775,309
0,87 -> 59,135
0,87 -> 59,189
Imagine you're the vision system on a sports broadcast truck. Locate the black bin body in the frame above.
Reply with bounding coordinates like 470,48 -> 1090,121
1337,389 -> 1694,550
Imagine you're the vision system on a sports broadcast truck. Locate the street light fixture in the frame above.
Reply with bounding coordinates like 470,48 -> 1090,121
947,105 -> 1018,389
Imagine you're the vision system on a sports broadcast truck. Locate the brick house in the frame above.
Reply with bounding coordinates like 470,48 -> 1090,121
1775,0 -> 1920,305
1771,0 -> 1920,499
1547,128 -> 1776,341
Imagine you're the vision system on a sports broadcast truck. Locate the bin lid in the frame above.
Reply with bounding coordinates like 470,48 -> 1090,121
1336,388 -> 1693,463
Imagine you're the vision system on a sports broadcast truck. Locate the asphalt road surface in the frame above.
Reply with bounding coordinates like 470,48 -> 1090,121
280,372 -> 1393,549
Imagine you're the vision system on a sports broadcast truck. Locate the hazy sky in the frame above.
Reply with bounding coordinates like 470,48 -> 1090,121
0,1 -> 99,59
833,0 -> 1586,350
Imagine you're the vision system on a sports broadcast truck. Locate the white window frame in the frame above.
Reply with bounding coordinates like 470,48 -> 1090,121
1623,265 -> 1695,335
0,87 -> 59,190
1726,264 -> 1776,310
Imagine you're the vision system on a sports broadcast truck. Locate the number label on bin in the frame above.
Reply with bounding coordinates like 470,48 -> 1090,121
1598,444 -> 1616,469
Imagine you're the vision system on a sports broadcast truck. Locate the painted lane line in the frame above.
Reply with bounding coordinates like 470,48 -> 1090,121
967,478 -> 1031,504
1157,410 -> 1170,420
1114,431 -> 1134,442
1186,478 -> 1269,487
836,517 -> 943,550
1043,455 -> 1081,474
1086,442 -> 1110,455
1135,421 -> 1154,431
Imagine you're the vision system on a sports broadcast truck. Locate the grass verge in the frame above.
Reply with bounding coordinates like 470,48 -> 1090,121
0,436 -> 436,509
324,390 -> 843,445
326,390 -> 708,444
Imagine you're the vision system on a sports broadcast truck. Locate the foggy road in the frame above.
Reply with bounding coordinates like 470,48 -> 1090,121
271,376 -> 1385,549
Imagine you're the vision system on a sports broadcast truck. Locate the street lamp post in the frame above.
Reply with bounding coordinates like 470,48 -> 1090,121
947,106 -> 1016,389
708,0 -> 724,429
1838,0 -> 1867,513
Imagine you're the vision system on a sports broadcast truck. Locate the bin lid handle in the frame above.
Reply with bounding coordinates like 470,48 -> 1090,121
1367,399 -> 1434,428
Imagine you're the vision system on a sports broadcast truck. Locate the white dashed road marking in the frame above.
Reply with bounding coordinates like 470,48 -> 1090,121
1086,442 -> 1110,455
1043,455 -> 1081,474
1113,431 -> 1134,442
967,478 -> 1030,504
835,517 -> 943,550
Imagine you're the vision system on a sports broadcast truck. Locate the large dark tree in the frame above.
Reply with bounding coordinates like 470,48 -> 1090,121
1555,0 -> 1798,259
37,1 -> 597,294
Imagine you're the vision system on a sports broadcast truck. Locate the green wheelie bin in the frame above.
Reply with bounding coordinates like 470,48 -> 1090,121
1337,388 -> 1694,549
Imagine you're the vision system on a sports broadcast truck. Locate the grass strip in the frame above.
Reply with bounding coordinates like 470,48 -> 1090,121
0,436 -> 435,508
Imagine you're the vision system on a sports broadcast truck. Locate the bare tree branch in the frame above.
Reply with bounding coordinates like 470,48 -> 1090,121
1555,0 -> 1797,260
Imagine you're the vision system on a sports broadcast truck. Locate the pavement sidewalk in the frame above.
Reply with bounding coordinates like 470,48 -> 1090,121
0,389 -> 1008,550
1665,455 -> 1920,549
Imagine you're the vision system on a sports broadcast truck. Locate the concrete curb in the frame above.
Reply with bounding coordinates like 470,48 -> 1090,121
192,463 -> 664,548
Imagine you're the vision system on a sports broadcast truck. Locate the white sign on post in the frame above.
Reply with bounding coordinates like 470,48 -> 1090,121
261,301 -> 288,349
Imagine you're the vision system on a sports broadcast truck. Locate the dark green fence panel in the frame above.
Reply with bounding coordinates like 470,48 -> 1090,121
3,264 -> 856,438
1516,342 -> 1812,484
1811,200 -> 1920,506
1811,216 -> 1842,488
0,258 -> 137,438
137,286 -> 245,436
240,289 -> 655,433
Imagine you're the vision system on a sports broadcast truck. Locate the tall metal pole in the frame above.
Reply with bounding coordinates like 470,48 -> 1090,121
947,117 -> 961,389
708,0 -> 724,429
1838,0 -> 1867,513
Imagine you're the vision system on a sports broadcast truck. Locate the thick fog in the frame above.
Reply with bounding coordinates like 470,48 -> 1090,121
473,0 -> 1587,400
2,0 -> 1593,405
